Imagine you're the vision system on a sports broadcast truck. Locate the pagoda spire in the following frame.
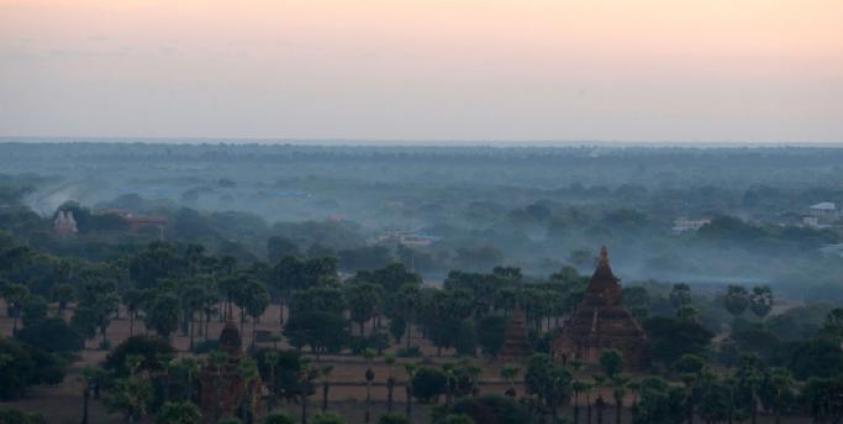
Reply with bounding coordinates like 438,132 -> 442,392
598,245 -> 609,266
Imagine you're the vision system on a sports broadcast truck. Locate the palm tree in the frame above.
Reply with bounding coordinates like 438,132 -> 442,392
2,283 -> 29,333
385,354 -> 397,412
364,348 -> 377,423
584,380 -> 595,424
180,357 -> 200,403
404,363 -> 418,419
52,283 -> 75,318
570,360 -> 586,424
611,376 -> 629,424
769,368 -> 794,424
299,360 -> 319,424
320,365 -> 334,412
265,350 -> 280,414
500,365 -> 520,398
239,358 -> 260,423
122,289 -> 143,337
573,380 -> 589,424
208,350 -> 229,422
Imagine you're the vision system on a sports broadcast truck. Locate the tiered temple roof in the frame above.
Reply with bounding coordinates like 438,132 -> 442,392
498,306 -> 532,362
551,246 -> 648,368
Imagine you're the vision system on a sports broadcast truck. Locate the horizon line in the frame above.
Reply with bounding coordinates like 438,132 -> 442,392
2,136 -> 842,149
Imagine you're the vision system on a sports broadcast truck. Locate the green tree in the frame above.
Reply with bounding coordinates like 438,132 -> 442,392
599,349 -> 623,380
52,283 -> 74,317
122,289 -> 145,337
243,281 -> 270,350
21,294 -> 48,326
723,285 -> 749,319
749,286 -> 773,319
145,293 -> 180,340
412,367 -> 448,403
283,311 -> 347,359
524,353 -> 572,421
477,315 -> 507,359
16,317 -> 83,353
108,375 -> 154,423
632,377 -> 685,424
345,282 -> 383,336
643,317 -> 713,366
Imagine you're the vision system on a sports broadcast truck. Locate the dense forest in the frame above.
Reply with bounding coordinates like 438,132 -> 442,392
1,142 -> 843,423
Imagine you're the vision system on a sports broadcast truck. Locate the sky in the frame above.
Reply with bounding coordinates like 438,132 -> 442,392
1,0 -> 842,144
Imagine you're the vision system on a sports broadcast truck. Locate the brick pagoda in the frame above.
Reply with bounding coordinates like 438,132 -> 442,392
551,246 -> 648,368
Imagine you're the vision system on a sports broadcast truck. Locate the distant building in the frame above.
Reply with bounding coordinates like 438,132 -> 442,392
809,202 -> 837,216
803,202 -> 839,229
95,208 -> 167,238
672,217 -> 711,235
53,210 -> 78,236
375,229 -> 440,247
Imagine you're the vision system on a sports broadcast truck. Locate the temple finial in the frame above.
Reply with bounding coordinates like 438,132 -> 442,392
599,245 -> 609,266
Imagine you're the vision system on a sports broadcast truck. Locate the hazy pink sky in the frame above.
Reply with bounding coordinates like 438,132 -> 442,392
1,0 -> 842,143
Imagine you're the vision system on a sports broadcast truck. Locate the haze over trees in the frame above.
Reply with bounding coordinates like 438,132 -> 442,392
0,143 -> 843,422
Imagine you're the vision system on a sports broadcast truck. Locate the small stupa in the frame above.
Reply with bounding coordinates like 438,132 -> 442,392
498,306 -> 532,362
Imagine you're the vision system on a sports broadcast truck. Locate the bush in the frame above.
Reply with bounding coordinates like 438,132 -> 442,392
411,367 -> 448,403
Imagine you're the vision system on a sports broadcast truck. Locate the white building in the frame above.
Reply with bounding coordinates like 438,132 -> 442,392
672,217 -> 711,235
804,202 -> 839,229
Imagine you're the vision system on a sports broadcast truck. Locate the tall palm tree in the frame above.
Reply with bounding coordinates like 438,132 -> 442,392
239,358 -> 260,423
320,365 -> 334,412
570,360 -> 586,424
769,368 -> 794,424
611,376 -> 630,424
208,350 -> 229,422
364,348 -> 377,423
180,357 -> 200,403
404,363 -> 418,419
264,350 -> 279,414
385,354 -> 397,412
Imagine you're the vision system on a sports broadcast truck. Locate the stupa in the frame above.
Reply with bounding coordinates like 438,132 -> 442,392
497,306 -> 532,362
551,246 -> 648,368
